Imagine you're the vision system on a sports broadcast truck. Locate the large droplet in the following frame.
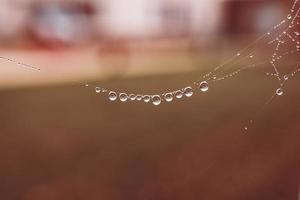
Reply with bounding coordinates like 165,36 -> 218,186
119,93 -> 128,102
175,90 -> 183,99
143,95 -> 151,103
199,81 -> 209,92
184,87 -> 193,97
152,95 -> 161,106
95,87 -> 102,93
108,91 -> 117,101
276,88 -> 284,96
164,93 -> 173,102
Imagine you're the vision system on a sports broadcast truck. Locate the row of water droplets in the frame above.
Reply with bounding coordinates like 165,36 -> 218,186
90,81 -> 209,106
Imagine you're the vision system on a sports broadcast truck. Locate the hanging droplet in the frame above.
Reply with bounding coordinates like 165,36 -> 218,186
95,87 -> 102,93
276,88 -> 284,96
129,94 -> 136,101
184,87 -> 193,97
164,93 -> 173,102
175,90 -> 183,99
199,81 -> 209,92
284,75 -> 289,80
136,95 -> 143,101
108,91 -> 117,101
119,93 -> 128,102
143,95 -> 151,103
152,95 -> 161,106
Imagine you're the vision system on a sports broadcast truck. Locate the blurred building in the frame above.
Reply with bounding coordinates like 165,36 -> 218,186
0,0 -> 291,47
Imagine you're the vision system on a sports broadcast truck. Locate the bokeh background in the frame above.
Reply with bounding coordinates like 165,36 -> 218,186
0,0 -> 300,199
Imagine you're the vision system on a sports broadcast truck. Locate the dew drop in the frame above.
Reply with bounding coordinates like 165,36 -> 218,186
136,95 -> 143,101
175,90 -> 183,99
152,95 -> 161,106
119,93 -> 128,102
108,91 -> 117,101
276,88 -> 284,96
129,94 -> 136,101
143,95 -> 151,103
95,87 -> 102,93
164,93 -> 173,102
199,81 -> 209,92
184,87 -> 193,97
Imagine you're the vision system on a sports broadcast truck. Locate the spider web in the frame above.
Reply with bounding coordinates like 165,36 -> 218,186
0,0 -> 300,126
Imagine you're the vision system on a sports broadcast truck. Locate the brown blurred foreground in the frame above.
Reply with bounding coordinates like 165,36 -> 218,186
0,67 -> 299,200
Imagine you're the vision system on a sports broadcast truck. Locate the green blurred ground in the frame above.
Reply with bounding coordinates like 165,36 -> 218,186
0,68 -> 299,200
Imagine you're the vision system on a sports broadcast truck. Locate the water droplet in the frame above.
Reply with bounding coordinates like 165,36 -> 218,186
284,75 -> 289,80
129,94 -> 136,101
276,88 -> 284,96
95,87 -> 102,93
108,91 -> 117,101
152,95 -> 161,106
85,84 -> 89,87
136,95 -> 143,101
287,14 -> 292,19
143,95 -> 151,103
119,93 -> 128,102
244,127 -> 248,131
295,31 -> 300,36
164,93 -> 173,102
184,87 -> 193,97
175,90 -> 183,99
199,81 -> 209,92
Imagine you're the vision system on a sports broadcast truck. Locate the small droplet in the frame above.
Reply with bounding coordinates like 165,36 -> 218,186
284,75 -> 289,80
199,81 -> 209,92
136,95 -> 143,101
164,93 -> 173,102
244,127 -> 248,131
119,93 -> 128,102
276,88 -> 284,96
108,91 -> 117,101
152,95 -> 161,106
295,31 -> 300,36
175,90 -> 183,99
95,87 -> 102,93
85,84 -> 89,87
184,87 -> 193,97
129,94 -> 136,101
143,95 -> 151,103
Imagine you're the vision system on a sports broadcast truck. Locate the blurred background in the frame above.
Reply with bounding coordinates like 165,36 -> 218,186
0,0 -> 300,199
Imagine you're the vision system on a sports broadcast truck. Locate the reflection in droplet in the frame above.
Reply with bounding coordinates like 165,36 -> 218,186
143,95 -> 151,103
129,94 -> 136,101
164,93 -> 173,102
276,88 -> 284,96
136,95 -> 143,101
152,95 -> 161,106
175,90 -> 183,99
184,87 -> 193,97
199,81 -> 209,92
108,91 -> 117,101
119,93 -> 128,102
95,87 -> 102,93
